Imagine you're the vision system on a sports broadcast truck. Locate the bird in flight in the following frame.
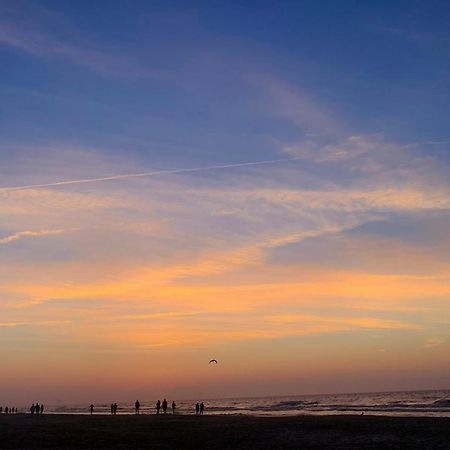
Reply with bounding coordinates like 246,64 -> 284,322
209,359 -> 218,364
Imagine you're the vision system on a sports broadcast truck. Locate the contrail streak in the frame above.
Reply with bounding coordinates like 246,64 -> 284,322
0,157 -> 301,192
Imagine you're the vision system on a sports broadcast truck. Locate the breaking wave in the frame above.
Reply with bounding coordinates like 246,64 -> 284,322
38,390 -> 450,417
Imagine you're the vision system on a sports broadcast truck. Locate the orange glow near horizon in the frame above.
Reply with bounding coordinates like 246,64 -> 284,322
1,178 -> 450,404
1,104 -> 450,408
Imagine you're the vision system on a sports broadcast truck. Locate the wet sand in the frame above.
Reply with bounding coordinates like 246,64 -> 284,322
0,414 -> 449,449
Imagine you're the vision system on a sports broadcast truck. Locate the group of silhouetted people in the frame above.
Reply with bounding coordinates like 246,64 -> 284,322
195,402 -> 205,415
1,406 -> 18,414
86,399 -> 205,415
4,400 -> 207,416
155,399 -> 177,414
30,403 -> 44,415
3,399 -> 208,416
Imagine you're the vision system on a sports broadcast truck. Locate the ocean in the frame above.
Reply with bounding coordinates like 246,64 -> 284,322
39,390 -> 450,417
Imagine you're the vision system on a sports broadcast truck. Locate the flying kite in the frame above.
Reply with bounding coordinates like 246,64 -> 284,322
209,359 -> 218,364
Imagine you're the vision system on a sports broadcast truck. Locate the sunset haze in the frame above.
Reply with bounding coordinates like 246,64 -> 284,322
1,0 -> 450,406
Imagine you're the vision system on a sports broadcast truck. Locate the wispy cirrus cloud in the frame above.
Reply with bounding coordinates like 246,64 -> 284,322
0,228 -> 67,245
421,337 -> 445,349
0,319 -> 72,327
251,75 -> 342,135
254,76 -> 450,192
0,3 -> 158,78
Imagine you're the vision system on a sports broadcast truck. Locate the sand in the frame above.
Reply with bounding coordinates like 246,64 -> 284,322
0,413 -> 449,449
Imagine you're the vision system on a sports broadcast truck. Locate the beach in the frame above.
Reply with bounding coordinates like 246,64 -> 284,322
0,414 -> 449,449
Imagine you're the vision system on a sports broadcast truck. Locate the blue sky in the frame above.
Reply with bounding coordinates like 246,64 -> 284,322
2,0 -> 450,166
1,0 -> 450,402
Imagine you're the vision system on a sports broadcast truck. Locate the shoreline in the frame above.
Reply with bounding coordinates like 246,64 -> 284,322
5,410 -> 450,418
1,413 -> 449,449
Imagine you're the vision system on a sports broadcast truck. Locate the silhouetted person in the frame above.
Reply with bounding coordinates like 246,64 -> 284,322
35,403 -> 40,415
113,403 -> 118,415
162,399 -> 167,414
0,407 -> 2,414
135,400 -> 140,415
156,400 -> 161,414
30,404 -> 35,415
4,407 -> 8,414
200,402 -> 204,415
40,404 -> 44,414
90,404 -> 94,415
172,401 -> 176,414
110,403 -> 114,415
195,403 -> 199,415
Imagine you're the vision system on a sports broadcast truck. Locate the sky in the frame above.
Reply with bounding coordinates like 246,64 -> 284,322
1,0 -> 450,405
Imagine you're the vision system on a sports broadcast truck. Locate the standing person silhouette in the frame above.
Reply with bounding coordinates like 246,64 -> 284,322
40,404 -> 44,415
171,401 -> 176,414
30,404 -> 35,415
200,402 -> 204,415
135,400 -> 140,415
195,403 -> 199,415
110,403 -> 114,415
90,404 -> 94,415
35,403 -> 40,415
156,400 -> 161,414
162,399 -> 167,414
113,403 -> 118,415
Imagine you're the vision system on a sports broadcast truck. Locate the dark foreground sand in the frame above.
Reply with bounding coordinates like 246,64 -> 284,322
0,414 -> 449,449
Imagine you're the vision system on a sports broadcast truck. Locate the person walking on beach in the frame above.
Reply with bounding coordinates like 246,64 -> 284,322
90,404 -> 94,415
200,402 -> 204,415
172,401 -> 176,414
135,400 -> 140,415
40,404 -> 44,415
195,403 -> 199,415
156,400 -> 161,414
162,399 -> 167,414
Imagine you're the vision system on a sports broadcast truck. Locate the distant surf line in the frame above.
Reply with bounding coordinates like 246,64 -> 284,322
0,157 -> 302,192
